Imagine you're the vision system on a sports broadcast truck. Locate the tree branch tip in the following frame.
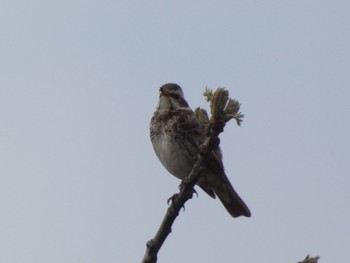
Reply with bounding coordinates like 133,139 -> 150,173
298,255 -> 320,263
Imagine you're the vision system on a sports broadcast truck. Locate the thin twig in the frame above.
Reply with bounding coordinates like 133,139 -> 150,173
141,88 -> 238,263
298,255 -> 320,263
141,136 -> 214,263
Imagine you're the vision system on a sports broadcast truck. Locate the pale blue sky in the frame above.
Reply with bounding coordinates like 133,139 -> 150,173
1,1 -> 349,262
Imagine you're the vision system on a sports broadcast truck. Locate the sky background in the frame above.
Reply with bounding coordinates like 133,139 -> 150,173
1,0 -> 349,262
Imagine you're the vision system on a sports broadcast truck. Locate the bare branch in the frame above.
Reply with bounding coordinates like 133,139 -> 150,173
142,88 -> 241,263
143,87 -> 320,262
141,135 -> 213,263
298,255 -> 320,263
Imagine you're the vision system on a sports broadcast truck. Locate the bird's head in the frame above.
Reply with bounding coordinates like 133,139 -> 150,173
158,83 -> 189,111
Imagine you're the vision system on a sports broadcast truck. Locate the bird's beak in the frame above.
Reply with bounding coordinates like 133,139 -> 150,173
159,87 -> 169,97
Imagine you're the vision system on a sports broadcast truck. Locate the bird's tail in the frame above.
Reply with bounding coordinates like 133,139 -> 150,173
213,175 -> 251,218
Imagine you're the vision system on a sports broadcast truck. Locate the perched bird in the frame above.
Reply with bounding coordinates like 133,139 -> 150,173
150,83 -> 251,218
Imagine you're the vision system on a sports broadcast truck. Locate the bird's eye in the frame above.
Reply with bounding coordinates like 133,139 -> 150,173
170,93 -> 180,100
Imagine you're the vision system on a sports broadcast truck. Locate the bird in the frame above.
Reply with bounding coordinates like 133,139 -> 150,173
150,83 -> 251,218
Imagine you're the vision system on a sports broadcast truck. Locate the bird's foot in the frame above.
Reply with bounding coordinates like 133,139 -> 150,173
179,181 -> 198,197
167,193 -> 178,205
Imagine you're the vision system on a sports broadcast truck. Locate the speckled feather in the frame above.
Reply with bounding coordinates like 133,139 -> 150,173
150,83 -> 251,218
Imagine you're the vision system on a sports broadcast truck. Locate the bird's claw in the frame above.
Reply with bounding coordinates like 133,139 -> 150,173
167,194 -> 186,211
167,182 -> 198,211
167,194 -> 178,205
179,181 -> 198,198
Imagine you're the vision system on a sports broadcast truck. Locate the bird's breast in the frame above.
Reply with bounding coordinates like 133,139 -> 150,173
152,131 -> 194,180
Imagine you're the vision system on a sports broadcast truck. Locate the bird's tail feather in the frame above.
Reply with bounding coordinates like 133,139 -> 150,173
213,175 -> 251,218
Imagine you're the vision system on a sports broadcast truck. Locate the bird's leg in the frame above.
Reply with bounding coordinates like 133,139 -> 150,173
167,194 -> 178,205
180,179 -> 198,197
167,182 -> 198,211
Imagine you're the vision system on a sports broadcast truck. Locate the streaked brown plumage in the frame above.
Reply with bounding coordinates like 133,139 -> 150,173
150,83 -> 251,218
